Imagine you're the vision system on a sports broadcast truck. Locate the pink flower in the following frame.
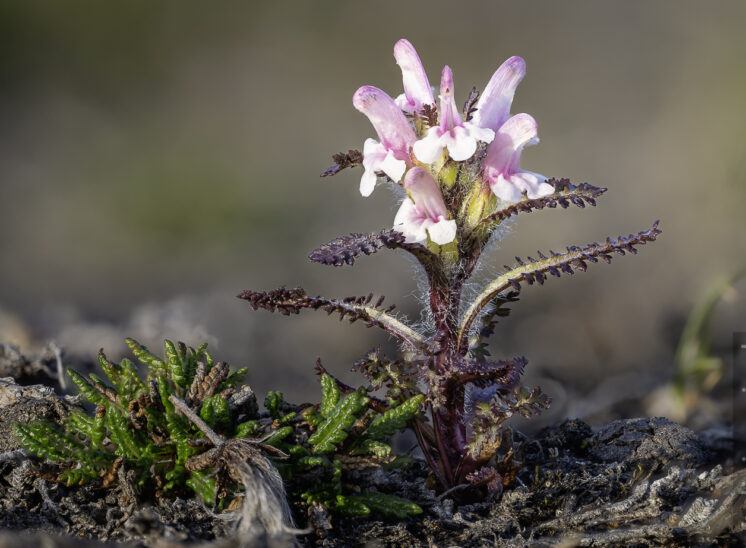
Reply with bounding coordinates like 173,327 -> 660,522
393,39 -> 435,115
471,56 -> 526,132
413,66 -> 495,164
482,113 -> 553,203
393,167 -> 457,245
353,86 -> 417,197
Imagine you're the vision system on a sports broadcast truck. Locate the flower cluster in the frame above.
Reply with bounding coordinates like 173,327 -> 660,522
353,39 -> 554,246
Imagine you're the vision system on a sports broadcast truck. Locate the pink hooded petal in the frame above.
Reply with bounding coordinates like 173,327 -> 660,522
353,86 -> 417,155
438,66 -> 462,131
484,113 -> 538,174
403,166 -> 448,221
394,39 -> 434,114
472,56 -> 526,131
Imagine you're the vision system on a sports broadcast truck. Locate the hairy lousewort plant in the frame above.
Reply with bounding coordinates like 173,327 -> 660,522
242,38 -> 662,495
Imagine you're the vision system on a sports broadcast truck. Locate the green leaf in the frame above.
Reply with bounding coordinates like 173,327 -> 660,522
15,421 -> 82,462
363,395 -> 423,441
264,425 -> 293,447
264,391 -> 284,420
233,420 -> 259,438
125,338 -> 165,371
302,407 -> 324,428
59,467 -> 99,486
67,369 -> 105,405
319,374 -> 340,417
164,339 -> 187,389
352,439 -> 391,458
106,408 -> 141,460
355,491 -> 423,518
164,465 -> 187,491
200,394 -> 231,432
334,494 -> 371,516
331,458 -> 342,494
157,375 -> 174,412
296,455 -> 325,469
98,351 -> 126,394
307,390 -> 369,455
66,411 -> 97,439
221,367 -> 248,390
186,470 -> 217,505
119,357 -> 146,399
288,444 -> 310,457
385,454 -> 415,469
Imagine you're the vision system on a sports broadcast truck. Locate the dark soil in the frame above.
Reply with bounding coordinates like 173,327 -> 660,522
0,347 -> 743,547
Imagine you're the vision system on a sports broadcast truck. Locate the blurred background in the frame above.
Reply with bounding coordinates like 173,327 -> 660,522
1,1 -> 744,429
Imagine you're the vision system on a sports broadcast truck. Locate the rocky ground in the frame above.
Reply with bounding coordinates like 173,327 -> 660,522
0,344 -> 744,547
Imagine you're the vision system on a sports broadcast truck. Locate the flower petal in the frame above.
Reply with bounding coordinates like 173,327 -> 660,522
360,169 -> 377,197
379,151 -> 407,183
442,126 -> 478,162
353,86 -> 417,154
464,122 -> 496,145
484,113 -> 538,173
427,218 -> 457,245
362,138 -> 386,170
489,171 -> 552,203
438,66 -> 463,131
511,170 -> 553,199
489,173 -> 524,203
472,56 -> 526,131
412,128 -> 445,164
403,166 -> 448,221
393,197 -> 428,243
394,39 -> 434,114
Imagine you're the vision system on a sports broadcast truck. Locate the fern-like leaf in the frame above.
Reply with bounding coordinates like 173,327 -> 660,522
462,87 -> 480,122
319,373 -> 340,417
351,439 -> 392,458
475,178 -> 607,233
363,394 -> 423,441
457,221 -> 662,353
308,390 -> 369,454
467,386 -> 550,461
309,230 -> 405,266
67,369 -> 106,406
125,338 -> 165,371
419,104 -> 439,129
264,425 -> 294,448
353,347 -> 420,406
309,229 -> 438,271
320,149 -> 363,177
264,391 -> 284,420
199,394 -> 231,432
238,287 -> 427,352
468,292 -> 520,360
354,491 -> 423,518
186,470 -> 217,505
334,494 -> 371,516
